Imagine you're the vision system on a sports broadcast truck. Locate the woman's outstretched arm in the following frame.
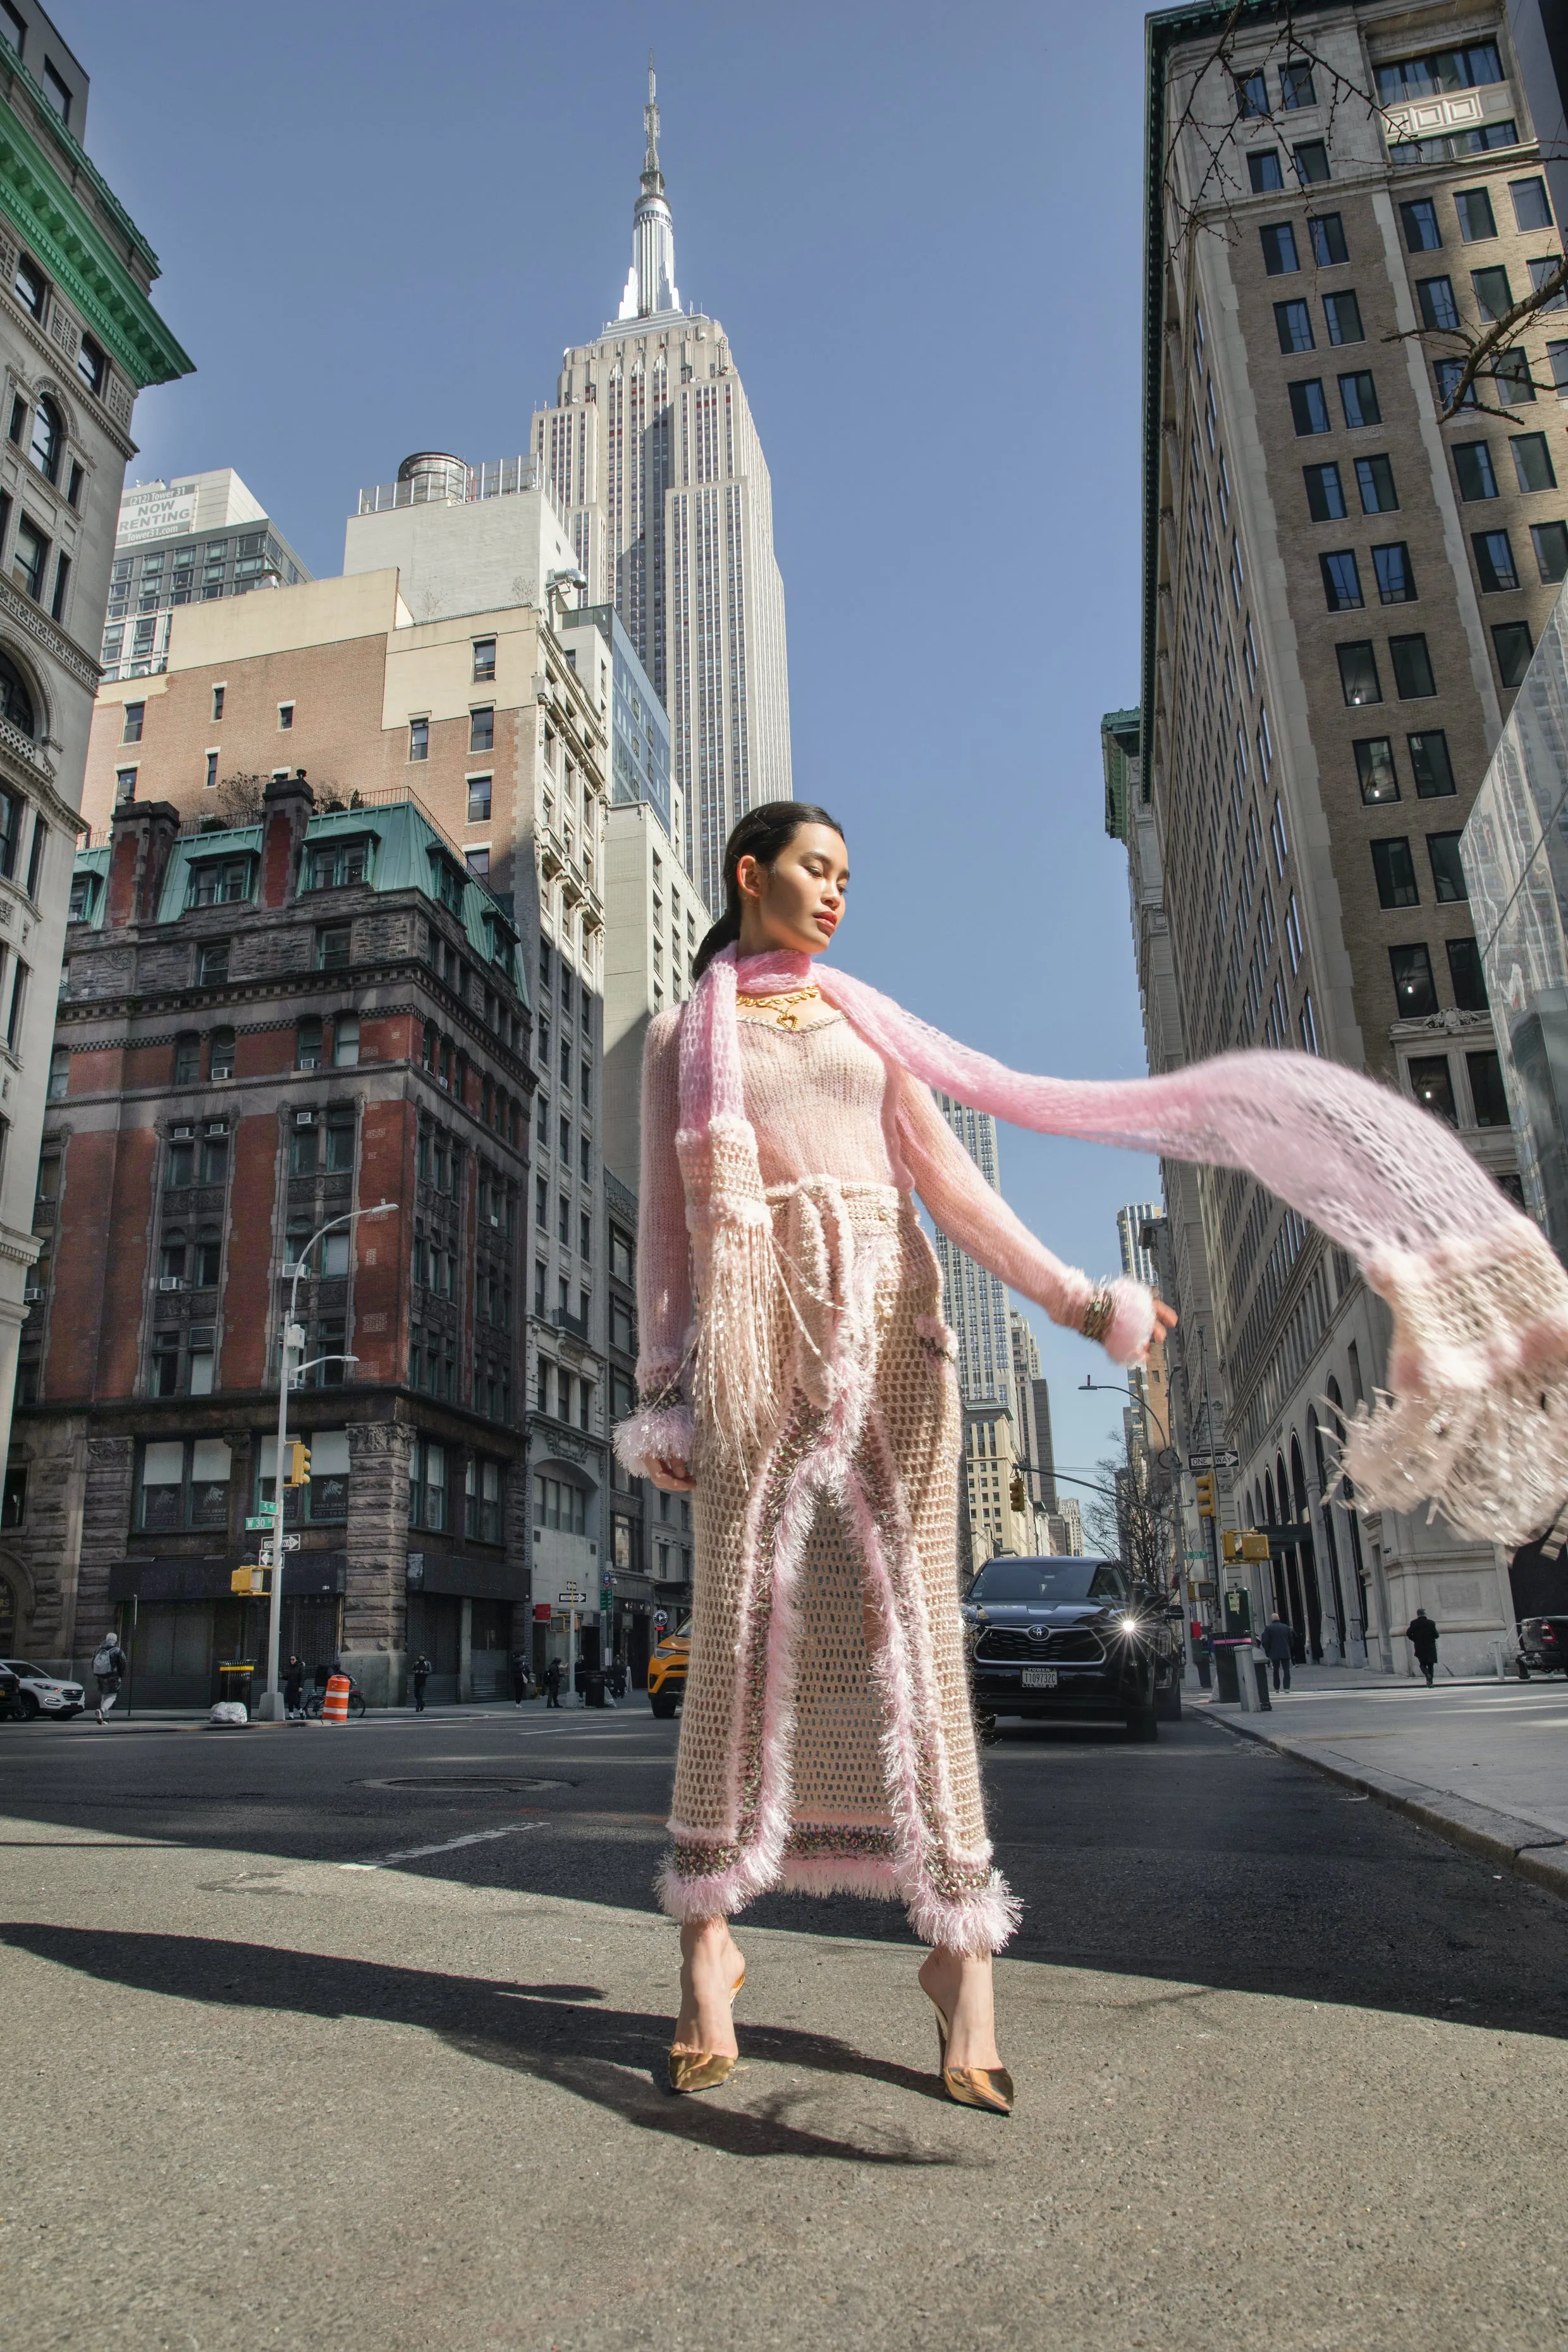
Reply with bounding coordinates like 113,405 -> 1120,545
893,1069 -> 1158,1366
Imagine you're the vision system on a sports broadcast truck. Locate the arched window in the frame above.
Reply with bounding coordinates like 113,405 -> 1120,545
0,651 -> 36,737
210,1027 -> 235,1080
29,396 -> 61,484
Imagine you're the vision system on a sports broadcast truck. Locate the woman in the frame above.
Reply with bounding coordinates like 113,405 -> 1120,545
621,802 -> 1568,2110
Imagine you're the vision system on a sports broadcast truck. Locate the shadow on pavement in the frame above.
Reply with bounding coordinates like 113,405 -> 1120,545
0,1923 -> 963,2167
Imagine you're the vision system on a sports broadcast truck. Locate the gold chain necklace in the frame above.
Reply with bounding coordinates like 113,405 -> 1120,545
736,983 -> 823,1031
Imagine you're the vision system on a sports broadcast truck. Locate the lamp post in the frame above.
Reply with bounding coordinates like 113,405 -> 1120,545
1080,1374 -> 1180,1593
254,1199 -> 394,1722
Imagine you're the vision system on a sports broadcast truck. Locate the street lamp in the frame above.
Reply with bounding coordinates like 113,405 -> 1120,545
253,1199 -> 394,1722
1081,1375 -> 1181,1593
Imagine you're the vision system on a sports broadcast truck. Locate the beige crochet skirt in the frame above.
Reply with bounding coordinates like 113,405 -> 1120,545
659,1177 -> 1019,1953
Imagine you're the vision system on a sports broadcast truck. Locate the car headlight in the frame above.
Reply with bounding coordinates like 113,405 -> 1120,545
1118,1614 -> 1143,1636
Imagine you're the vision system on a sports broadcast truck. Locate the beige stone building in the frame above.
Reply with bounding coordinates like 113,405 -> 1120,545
1124,0 -> 1565,1670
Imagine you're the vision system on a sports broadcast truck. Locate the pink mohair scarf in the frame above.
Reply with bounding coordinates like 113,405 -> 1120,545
666,945 -> 1568,1545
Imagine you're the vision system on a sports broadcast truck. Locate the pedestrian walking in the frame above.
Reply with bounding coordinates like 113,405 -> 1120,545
283,1654 -> 305,1720
1406,1608 -> 1440,1686
617,799 -> 1568,2114
544,1657 -> 563,1708
92,1632 -> 128,1724
1261,1613 -> 1294,1692
411,1653 -> 431,1713
511,1648 -> 530,1706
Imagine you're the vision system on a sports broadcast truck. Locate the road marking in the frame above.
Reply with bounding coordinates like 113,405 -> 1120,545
339,1822 -> 545,1871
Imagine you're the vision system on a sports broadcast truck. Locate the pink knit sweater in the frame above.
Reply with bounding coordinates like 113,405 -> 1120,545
637,1007 -> 1144,1392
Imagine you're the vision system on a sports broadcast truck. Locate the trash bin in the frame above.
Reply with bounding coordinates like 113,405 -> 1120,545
217,1662 -> 255,1713
1212,1641 -> 1242,1703
1252,1658 -> 1273,1711
584,1669 -> 607,1709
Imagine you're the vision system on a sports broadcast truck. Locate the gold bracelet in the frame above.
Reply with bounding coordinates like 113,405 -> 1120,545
1080,1285 -> 1115,1343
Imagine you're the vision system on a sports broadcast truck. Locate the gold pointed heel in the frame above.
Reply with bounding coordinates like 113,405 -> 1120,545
928,1994 -> 1014,2116
667,1965 -> 744,2094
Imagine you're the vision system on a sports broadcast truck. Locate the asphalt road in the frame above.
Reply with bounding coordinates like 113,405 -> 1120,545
3,1696 -> 1566,2351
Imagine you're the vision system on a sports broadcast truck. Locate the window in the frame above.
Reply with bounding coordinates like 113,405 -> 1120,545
278,702 -> 294,732
193,1228 -> 221,1288
1529,257 -> 1567,310
1400,199 -> 1442,252
1261,222 -> 1299,274
1236,70 -> 1269,117
12,518 -> 46,603
1471,264 -> 1512,321
408,716 -> 428,762
1371,837 -> 1421,908
1408,1055 -> 1458,1125
1435,357 -> 1476,410
67,870 -> 96,921
1531,521 -> 1568,582
1323,290 -> 1363,345
1417,276 -> 1459,331
1390,943 -> 1438,1016
0,3 -> 19,54
203,751 -> 219,792
467,1456 -> 503,1543
1371,542 -> 1416,604
196,940 -> 229,986
1408,731 -> 1455,797
174,1032 -> 200,1086
532,1472 -> 587,1536
1493,620 -> 1534,686
469,707 -> 494,754
1453,440 -> 1498,501
1473,529 -> 1519,592
139,1438 -> 231,1532
1309,212 -> 1348,265
1289,379 -> 1330,434
1467,1048 -> 1509,1127
1249,150 -> 1284,193
1512,174 -> 1555,231
1293,140 -> 1330,183
1304,462 -> 1345,520
1356,455 -> 1399,513
1427,831 -> 1468,902
295,1017 -> 322,1071
472,637 -> 496,681
27,396 -> 61,487
1504,437 -> 1557,499
186,855 -> 252,909
1338,371 -> 1380,427
199,1125 -> 228,1184
1376,42 -> 1503,104
290,1119 -> 318,1177
324,1107 -> 355,1172
333,1014 -> 359,1067
123,702 -> 147,744
211,1027 -> 235,1079
1494,350 -> 1536,405
209,685 -> 226,724
467,775 -> 492,822
1281,57 -> 1316,108
115,767 -> 137,804
1275,298 -> 1313,352
1390,635 -> 1436,698
1454,187 -> 1497,242
408,1438 -> 448,1531
1285,892 -> 1304,972
1447,936 -> 1488,1010
1337,642 -> 1382,704
46,1044 -> 66,1099
1320,550 -> 1363,610
1356,737 -> 1399,803
13,251 -> 45,317
465,847 -> 489,879
304,836 -> 371,893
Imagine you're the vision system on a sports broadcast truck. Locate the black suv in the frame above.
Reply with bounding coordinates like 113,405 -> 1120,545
1516,1617 -> 1568,1677
963,1555 -> 1183,1739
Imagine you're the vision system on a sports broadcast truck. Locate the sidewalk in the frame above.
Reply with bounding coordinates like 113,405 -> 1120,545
1195,1660 -> 1568,1897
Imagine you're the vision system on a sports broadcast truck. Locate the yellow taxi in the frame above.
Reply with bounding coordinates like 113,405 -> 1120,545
646,1620 -> 690,1718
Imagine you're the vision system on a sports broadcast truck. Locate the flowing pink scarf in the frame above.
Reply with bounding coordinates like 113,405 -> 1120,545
678,945 -> 1568,1544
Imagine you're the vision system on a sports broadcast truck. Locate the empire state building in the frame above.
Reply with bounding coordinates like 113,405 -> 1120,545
534,71 -> 793,906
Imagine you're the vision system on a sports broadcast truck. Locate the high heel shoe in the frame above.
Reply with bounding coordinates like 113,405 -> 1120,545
667,1965 -> 745,2094
927,1992 -> 1014,2116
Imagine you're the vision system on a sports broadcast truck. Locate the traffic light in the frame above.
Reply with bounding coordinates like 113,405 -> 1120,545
285,1438 -> 311,1488
1194,1473 -> 1217,1519
230,1565 -> 271,1596
1009,1470 -> 1026,1513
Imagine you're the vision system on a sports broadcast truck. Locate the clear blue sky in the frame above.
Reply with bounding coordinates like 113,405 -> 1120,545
68,0 -> 1164,1498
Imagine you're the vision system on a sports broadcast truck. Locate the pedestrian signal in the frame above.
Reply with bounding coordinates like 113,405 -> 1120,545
285,1438 -> 311,1487
230,1565 -> 270,1595
1194,1473 -> 1217,1519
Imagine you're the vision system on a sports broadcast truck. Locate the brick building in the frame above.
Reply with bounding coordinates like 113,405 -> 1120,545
3,771 -> 532,1704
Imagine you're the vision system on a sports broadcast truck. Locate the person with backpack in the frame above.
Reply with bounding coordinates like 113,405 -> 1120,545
93,1632 -> 128,1724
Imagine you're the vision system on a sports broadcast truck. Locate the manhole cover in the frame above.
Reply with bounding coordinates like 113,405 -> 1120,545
361,1775 -> 570,1793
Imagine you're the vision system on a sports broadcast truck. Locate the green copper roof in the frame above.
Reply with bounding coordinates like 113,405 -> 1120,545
0,59 -> 192,389
1101,707 -> 1142,842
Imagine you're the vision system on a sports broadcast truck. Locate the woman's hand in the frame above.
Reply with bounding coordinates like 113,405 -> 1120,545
1153,1299 -> 1178,1340
647,1455 -> 695,1493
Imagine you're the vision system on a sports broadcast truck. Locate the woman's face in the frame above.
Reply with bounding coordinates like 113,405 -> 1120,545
737,823 -> 849,957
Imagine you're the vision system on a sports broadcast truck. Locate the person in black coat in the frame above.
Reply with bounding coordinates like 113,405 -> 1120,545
1261,1613 -> 1295,1692
511,1649 -> 531,1706
283,1655 -> 305,1720
1406,1608 -> 1440,1686
410,1654 -> 432,1713
544,1657 -> 563,1708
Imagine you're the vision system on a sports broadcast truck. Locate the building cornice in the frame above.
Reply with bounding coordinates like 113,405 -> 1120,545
0,87 -> 192,390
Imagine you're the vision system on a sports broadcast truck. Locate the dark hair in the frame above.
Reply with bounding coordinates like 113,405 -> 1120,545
691,800 -> 846,980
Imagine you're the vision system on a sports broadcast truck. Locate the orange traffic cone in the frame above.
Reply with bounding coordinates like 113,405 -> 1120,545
322,1671 -> 350,1724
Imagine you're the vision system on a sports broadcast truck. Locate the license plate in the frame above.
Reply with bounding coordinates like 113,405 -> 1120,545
1021,1666 -> 1058,1689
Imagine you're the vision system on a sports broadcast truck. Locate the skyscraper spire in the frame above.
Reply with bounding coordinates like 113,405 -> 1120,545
618,58 -> 680,321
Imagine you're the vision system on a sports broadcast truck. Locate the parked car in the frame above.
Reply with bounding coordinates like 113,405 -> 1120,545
646,1622 -> 690,1719
0,1659 -> 85,1719
963,1555 -> 1184,1739
1516,1617 -> 1568,1678
0,1661 -> 20,1720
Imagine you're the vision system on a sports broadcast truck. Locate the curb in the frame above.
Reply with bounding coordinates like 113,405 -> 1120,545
1201,1703 -> 1568,1901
